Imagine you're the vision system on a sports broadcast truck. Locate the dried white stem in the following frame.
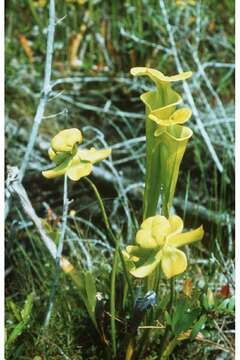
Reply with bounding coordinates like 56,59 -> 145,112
19,0 -> 56,181
6,166 -> 57,258
44,174 -> 69,327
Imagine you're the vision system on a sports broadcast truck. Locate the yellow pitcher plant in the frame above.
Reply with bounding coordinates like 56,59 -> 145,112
125,215 -> 204,279
37,65 -> 208,360
42,128 -> 111,181
130,67 -> 193,218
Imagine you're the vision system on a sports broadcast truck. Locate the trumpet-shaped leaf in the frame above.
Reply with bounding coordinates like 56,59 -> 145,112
130,67 -> 192,87
141,87 -> 182,112
130,67 -> 193,218
157,125 -> 193,215
150,108 -> 192,127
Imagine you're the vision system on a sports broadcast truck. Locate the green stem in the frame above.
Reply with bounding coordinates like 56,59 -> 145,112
111,246 -> 119,357
169,278 -> 174,317
44,174 -> 69,327
84,177 -> 116,244
160,337 -> 179,360
84,177 -> 134,304
159,278 -> 175,357
69,270 -> 98,329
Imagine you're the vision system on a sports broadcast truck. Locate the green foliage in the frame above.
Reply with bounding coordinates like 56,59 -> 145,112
6,293 -> 34,349
170,298 -> 200,336
84,271 -> 97,315
190,314 -> 207,339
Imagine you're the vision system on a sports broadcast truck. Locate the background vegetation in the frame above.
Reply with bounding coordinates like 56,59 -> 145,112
5,0 -> 235,359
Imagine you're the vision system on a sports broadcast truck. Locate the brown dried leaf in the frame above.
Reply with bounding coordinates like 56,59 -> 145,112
183,278 -> 193,297
68,23 -> 87,68
217,284 -> 231,298
18,34 -> 34,64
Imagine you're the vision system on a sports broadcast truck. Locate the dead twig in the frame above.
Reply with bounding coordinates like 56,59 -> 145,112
6,166 -> 57,258
6,166 -> 75,275
20,0 -> 56,181
5,0 -> 56,220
